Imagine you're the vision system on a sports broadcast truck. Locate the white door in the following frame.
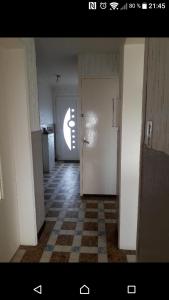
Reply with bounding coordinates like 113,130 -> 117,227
81,78 -> 118,195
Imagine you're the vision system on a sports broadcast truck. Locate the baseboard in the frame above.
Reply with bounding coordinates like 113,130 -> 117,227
56,160 -> 80,163
127,254 -> 136,262
38,221 -> 46,240
81,194 -> 117,198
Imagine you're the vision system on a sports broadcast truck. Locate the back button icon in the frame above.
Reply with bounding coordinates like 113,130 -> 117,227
33,285 -> 42,295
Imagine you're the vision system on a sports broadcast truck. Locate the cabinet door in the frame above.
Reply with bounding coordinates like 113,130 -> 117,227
48,134 -> 55,170
42,135 -> 49,172
81,78 -> 117,195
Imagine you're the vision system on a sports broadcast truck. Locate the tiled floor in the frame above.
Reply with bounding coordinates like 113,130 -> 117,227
12,162 -> 134,263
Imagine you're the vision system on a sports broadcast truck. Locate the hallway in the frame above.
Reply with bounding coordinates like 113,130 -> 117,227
12,163 -> 131,262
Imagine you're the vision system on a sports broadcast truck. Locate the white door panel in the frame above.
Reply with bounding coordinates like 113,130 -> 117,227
81,78 -> 117,195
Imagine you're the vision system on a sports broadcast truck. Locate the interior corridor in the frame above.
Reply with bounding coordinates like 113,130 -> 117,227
12,163 -> 134,262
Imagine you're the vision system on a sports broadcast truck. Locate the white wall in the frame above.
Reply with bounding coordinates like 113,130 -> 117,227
3,48 -> 38,246
38,80 -> 53,125
21,38 -> 45,234
0,40 -> 38,261
0,48 -> 20,261
78,53 -> 119,77
21,38 -> 40,132
119,39 -> 145,250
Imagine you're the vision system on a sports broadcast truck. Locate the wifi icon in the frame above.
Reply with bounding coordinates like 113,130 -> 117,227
109,2 -> 119,10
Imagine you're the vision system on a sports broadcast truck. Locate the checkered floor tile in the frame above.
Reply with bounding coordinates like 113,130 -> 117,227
12,162 -> 135,262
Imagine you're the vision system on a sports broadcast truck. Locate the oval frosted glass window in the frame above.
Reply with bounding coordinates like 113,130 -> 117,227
63,108 -> 76,151
63,108 -> 71,150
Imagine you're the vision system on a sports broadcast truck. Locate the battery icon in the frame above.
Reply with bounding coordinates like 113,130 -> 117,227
142,3 -> 147,9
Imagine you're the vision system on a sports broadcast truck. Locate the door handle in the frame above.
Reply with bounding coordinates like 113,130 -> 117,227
0,156 -> 4,201
145,120 -> 153,148
112,97 -> 118,127
112,98 -> 115,127
83,138 -> 90,144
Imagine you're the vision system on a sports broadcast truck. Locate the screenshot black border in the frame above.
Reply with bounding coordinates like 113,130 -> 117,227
0,1 -> 169,298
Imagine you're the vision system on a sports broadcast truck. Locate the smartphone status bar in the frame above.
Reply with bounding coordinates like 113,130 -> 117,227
88,2 -> 166,11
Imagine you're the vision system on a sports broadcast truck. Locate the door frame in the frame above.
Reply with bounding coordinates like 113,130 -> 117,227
136,38 -> 150,259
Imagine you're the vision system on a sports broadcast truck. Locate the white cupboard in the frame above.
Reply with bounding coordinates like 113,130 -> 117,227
42,133 -> 55,172
81,78 -> 118,195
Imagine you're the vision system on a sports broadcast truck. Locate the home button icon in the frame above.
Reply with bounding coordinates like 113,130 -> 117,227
80,285 -> 90,295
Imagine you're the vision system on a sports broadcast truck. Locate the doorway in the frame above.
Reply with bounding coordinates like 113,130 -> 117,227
9,37 -> 144,263
10,38 -> 131,263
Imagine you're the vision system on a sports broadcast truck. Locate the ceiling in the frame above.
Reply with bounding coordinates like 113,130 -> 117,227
35,38 -> 124,87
